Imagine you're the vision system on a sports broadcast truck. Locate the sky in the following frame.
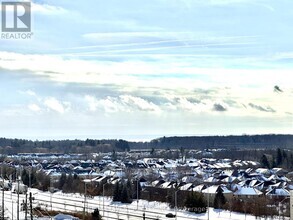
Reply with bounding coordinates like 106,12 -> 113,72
0,0 -> 293,141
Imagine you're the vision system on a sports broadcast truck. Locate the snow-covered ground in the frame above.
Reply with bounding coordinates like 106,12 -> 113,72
0,188 -> 287,220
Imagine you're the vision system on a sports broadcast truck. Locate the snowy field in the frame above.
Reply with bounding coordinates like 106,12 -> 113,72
0,188 -> 287,220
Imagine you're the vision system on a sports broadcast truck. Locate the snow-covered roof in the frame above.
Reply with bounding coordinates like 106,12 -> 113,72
160,181 -> 175,189
103,170 -> 115,176
234,187 -> 262,196
266,188 -> 290,196
204,177 -> 218,183
181,175 -> 196,183
214,162 -> 231,169
248,179 -> 260,187
271,168 -> 284,174
222,176 -> 237,183
193,184 -> 206,192
202,185 -> 232,194
255,168 -> 269,174
179,183 -> 193,191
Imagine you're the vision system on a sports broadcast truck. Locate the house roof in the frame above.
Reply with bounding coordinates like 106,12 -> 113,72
234,187 -> 262,196
266,188 -> 290,196
179,183 -> 193,191
193,184 -> 206,192
202,185 -> 232,194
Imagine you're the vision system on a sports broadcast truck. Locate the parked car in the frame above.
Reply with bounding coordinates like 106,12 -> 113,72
165,213 -> 176,218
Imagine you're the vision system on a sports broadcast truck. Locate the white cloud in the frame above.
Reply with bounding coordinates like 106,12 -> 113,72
2,52 -> 289,118
28,104 -> 41,112
31,2 -> 68,15
99,97 -> 122,113
85,95 -> 99,112
44,97 -> 68,114
1,51 -> 293,118
2,51 -> 292,92
25,90 -> 36,96
85,95 -> 121,113
120,95 -> 161,112
85,95 -> 160,114
19,89 -> 37,97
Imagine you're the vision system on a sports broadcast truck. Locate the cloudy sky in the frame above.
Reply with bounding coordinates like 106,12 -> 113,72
0,0 -> 293,140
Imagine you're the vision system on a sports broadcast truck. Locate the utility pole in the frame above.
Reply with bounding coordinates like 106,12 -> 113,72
103,183 -> 105,217
83,179 -> 91,220
83,182 -> 86,220
290,190 -> 293,220
175,190 -> 178,220
11,191 -> 13,220
29,169 -> 31,189
17,175 -> 20,220
29,192 -> 33,220
136,178 -> 139,210
25,193 -> 28,220
117,205 -> 119,219
50,176 -> 53,211
207,186 -> 210,220
10,175 -> 13,220
2,166 -> 4,220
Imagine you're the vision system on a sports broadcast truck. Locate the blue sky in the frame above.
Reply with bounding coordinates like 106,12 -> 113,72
0,0 -> 293,140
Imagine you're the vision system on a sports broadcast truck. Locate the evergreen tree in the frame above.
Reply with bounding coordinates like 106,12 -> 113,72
36,172 -> 50,191
58,173 -> 67,189
112,150 -> 117,161
185,192 -> 195,212
197,193 -> 207,213
184,191 -> 206,213
180,147 -> 185,162
30,169 -> 38,187
113,182 -> 121,202
92,208 -> 101,220
121,185 -> 132,203
21,169 -> 29,186
126,179 -> 133,198
282,149 -> 287,159
261,154 -> 270,168
276,148 -> 283,166
213,189 -> 226,209
166,188 -> 175,208
63,173 -> 73,193
271,155 -> 276,168
133,179 -> 142,199
150,148 -> 155,155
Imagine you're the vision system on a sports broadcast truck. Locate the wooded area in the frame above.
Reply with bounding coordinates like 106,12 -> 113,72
1,134 -> 293,155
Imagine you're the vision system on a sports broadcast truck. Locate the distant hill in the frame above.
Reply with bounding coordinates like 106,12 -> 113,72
129,134 -> 293,150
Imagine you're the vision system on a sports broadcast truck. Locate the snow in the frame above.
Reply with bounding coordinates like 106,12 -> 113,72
179,183 -> 193,191
193,184 -> 206,192
234,187 -> 262,196
0,188 -> 288,220
202,185 -> 232,194
266,188 -> 290,196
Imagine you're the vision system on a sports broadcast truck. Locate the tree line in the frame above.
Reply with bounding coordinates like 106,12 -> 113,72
1,134 -> 293,155
130,134 -> 293,149
261,147 -> 293,169
0,138 -> 129,154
